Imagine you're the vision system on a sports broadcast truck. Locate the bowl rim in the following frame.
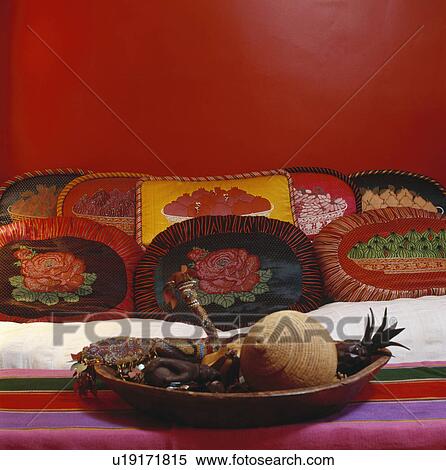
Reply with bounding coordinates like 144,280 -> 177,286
95,350 -> 390,400
161,204 -> 275,220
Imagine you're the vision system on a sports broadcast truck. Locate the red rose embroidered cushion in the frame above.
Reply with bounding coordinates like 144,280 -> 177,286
0,217 -> 144,322
313,207 -> 446,302
134,215 -> 322,328
285,167 -> 361,239
136,171 -> 297,245
0,169 -> 89,226
15,249 -> 89,294
57,172 -> 147,237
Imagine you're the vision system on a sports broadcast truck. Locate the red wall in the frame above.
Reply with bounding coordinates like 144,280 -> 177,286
0,1 -> 12,170
2,0 -> 445,184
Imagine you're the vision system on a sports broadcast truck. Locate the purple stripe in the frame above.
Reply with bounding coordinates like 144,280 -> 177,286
331,400 -> 446,422
0,410 -> 159,429
1,400 -> 446,429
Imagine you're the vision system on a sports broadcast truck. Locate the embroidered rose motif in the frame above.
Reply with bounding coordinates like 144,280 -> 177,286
9,246 -> 97,306
21,252 -> 86,293
183,247 -> 272,308
192,248 -> 260,294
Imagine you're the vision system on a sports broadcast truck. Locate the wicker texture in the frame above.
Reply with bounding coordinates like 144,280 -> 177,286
240,310 -> 338,391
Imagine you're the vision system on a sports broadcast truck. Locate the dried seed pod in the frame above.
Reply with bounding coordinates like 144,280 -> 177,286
385,195 -> 399,207
424,201 -> 438,213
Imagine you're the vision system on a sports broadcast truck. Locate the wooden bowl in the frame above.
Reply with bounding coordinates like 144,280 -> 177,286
95,353 -> 389,428
7,206 -> 51,221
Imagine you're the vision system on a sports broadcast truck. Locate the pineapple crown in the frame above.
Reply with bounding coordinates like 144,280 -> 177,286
360,308 -> 409,355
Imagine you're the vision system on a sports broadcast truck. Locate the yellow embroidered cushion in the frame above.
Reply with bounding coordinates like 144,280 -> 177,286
136,172 -> 296,245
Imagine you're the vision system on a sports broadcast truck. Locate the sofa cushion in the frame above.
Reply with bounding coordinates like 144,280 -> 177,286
0,168 -> 89,226
285,166 -> 360,239
0,217 -> 144,322
56,172 -> 147,237
136,170 -> 297,245
135,215 -> 322,328
350,169 -> 446,214
313,207 -> 446,302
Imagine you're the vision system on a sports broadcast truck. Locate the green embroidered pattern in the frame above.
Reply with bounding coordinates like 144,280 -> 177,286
348,229 -> 446,260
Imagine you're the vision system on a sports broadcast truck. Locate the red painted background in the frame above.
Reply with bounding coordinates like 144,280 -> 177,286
1,0 -> 445,184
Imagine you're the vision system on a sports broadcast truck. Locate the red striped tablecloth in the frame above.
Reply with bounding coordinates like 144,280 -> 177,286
1,362 -> 445,449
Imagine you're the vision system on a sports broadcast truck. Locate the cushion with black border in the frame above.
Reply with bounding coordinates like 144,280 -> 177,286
135,215 -> 322,329
0,169 -> 89,226
350,170 -> 446,215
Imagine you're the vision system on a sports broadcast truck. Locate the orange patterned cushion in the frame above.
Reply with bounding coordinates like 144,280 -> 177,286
313,207 -> 446,302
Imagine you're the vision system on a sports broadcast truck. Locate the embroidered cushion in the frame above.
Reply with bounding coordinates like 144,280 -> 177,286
0,169 -> 89,226
313,207 -> 446,302
136,171 -> 297,245
350,170 -> 446,214
0,217 -> 144,322
285,167 -> 360,239
56,172 -> 147,237
134,215 -> 322,329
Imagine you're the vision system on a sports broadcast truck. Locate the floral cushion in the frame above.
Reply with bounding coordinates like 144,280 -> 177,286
136,171 -> 297,245
56,172 -> 147,237
0,217 -> 144,322
285,167 -> 360,239
350,170 -> 446,214
134,216 -> 322,329
0,169 -> 89,226
313,207 -> 446,302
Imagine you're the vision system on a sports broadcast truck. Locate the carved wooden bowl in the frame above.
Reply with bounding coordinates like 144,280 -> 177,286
95,353 -> 389,428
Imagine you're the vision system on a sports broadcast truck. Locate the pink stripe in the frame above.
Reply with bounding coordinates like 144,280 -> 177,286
0,369 -> 71,378
385,361 -> 446,369
0,419 -> 445,449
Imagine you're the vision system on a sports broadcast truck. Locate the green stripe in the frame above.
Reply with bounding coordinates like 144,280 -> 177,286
374,367 -> 446,382
0,377 -> 107,392
1,367 -> 445,391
